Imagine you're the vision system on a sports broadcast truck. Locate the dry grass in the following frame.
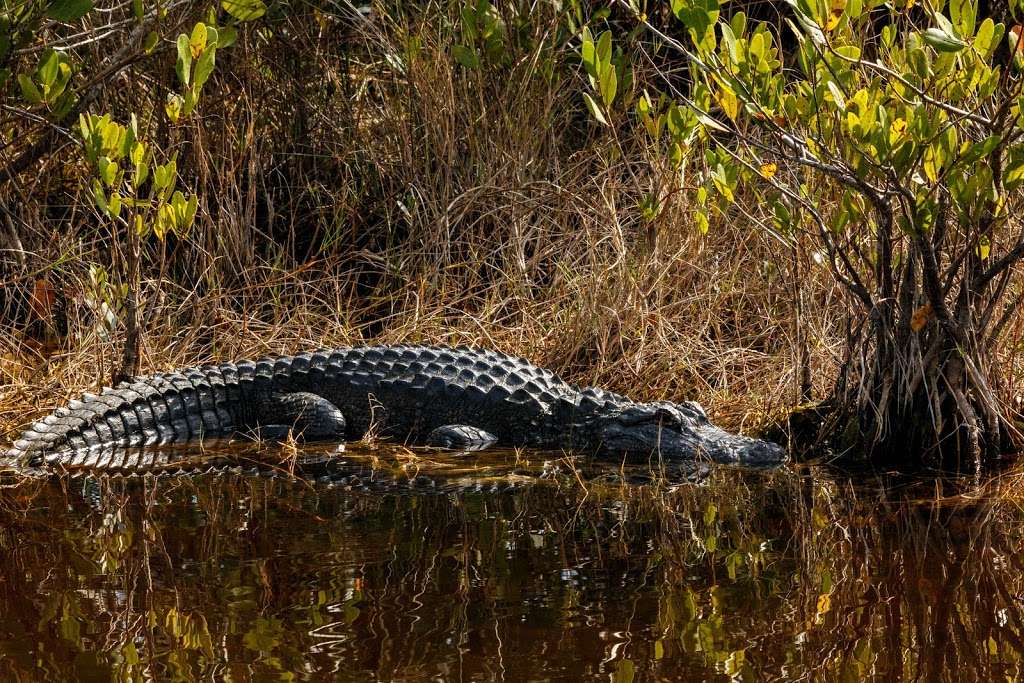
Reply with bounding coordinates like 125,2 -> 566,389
0,2 -> 845,444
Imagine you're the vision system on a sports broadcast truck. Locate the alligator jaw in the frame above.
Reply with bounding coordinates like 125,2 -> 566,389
592,402 -> 788,466
692,424 -> 788,466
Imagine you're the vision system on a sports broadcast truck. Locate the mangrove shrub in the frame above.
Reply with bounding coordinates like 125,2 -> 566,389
588,0 -> 1024,465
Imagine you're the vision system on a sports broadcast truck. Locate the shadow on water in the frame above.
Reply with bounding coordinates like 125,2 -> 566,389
1,443 -> 1024,681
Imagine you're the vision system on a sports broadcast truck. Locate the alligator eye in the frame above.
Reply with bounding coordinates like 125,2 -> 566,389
654,407 -> 683,429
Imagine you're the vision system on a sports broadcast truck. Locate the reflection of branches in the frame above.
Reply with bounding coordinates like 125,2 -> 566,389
0,468 -> 1023,679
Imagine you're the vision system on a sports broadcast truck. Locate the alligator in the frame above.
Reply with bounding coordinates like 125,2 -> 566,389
4,345 -> 786,473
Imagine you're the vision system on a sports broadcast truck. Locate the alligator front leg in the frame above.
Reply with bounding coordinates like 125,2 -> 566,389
254,392 -> 347,442
425,425 -> 498,451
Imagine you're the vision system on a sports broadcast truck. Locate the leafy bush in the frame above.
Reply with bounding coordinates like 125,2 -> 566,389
588,0 -> 1024,463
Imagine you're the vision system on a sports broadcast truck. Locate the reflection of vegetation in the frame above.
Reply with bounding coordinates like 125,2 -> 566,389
0,455 -> 1022,680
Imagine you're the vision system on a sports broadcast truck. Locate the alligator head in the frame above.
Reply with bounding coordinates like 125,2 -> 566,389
591,401 -> 787,466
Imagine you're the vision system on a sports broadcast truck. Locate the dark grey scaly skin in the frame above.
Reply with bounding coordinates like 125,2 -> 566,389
4,345 -> 786,473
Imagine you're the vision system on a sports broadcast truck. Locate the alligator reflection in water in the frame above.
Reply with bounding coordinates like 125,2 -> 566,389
0,444 -> 1023,681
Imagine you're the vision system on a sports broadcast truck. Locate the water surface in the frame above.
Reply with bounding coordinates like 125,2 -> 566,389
0,445 -> 1022,681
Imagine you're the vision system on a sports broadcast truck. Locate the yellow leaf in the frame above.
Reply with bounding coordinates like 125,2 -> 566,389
977,235 -> 991,260
826,0 -> 845,31
910,303 -> 933,332
760,162 -> 777,178
716,84 -> 739,121
923,144 -> 941,183
889,118 -> 908,146
817,592 -> 832,615
189,22 -> 207,58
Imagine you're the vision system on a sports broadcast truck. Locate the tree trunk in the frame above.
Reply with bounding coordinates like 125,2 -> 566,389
832,236 -> 1011,469
114,221 -> 141,386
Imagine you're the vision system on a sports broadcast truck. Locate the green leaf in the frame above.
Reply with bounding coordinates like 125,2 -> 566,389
670,141 -> 685,168
119,123 -> 135,159
922,28 -> 969,53
221,0 -> 266,21
731,11 -> 746,37
183,194 -> 198,231
703,502 -> 717,526
599,64 -> 617,108
959,135 -> 1001,167
132,0 -> 144,20
582,93 -> 608,125
974,18 -> 1000,58
596,31 -> 612,76
716,83 -> 738,120
826,80 -> 846,110
50,62 -> 71,98
949,0 -> 976,39
667,103 -> 697,140
182,88 -> 198,117
135,159 -> 149,187
1005,160 -> 1024,190
580,28 -> 597,85
923,143 -> 942,183
153,163 -> 168,190
37,50 -> 60,88
79,113 -> 93,143
217,26 -> 238,48
97,156 -> 118,185
17,74 -> 42,104
171,190 -> 185,212
452,44 -> 479,69
155,205 -> 173,239
93,179 -> 108,214
107,192 -> 122,218
674,0 -> 720,53
712,176 -> 734,203
695,209 -> 709,234
909,47 -> 931,79
154,157 -> 176,191
193,46 -> 216,90
166,155 -> 178,183
176,33 -> 192,86
461,6 -> 478,43
143,30 -> 159,54
47,0 -> 93,22
130,140 -> 145,166
720,23 -> 739,63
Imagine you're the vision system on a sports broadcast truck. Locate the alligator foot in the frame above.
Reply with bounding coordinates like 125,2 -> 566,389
425,425 -> 498,451
255,392 -> 347,442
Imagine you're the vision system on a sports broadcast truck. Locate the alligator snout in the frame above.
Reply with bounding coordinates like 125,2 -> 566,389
700,426 -> 788,466
595,401 -> 788,466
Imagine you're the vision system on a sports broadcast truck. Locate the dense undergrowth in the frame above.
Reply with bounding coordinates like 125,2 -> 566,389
28,0 -> 1024,466
0,1 -> 846,450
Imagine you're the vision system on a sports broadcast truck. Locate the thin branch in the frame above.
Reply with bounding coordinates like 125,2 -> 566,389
0,5 -> 187,186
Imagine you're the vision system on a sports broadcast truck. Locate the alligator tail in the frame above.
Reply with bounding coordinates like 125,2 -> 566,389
5,365 -> 241,470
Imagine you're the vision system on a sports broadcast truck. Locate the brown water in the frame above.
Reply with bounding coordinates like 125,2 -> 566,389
0,445 -> 1022,681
